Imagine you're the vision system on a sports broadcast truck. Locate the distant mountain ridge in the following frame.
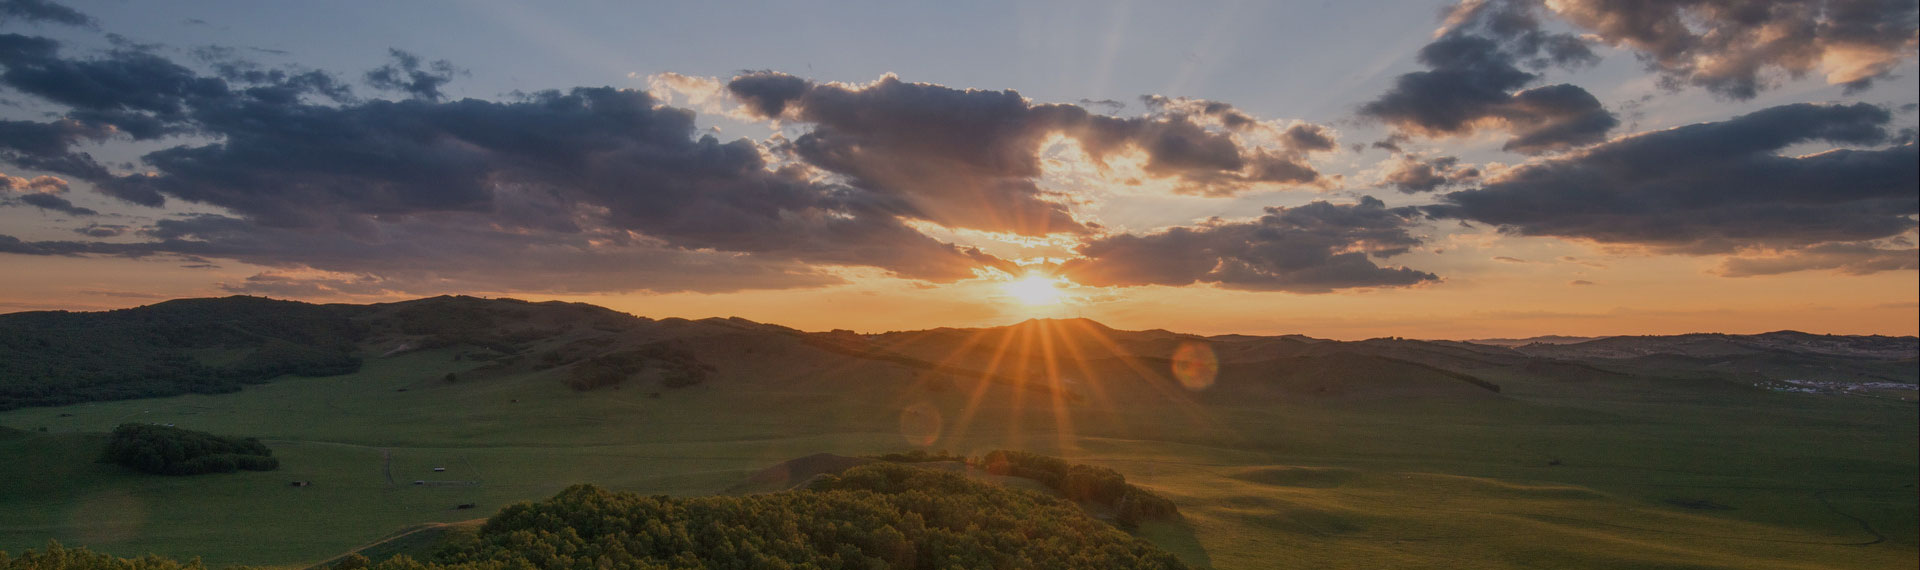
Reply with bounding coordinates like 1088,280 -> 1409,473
2,295 -> 1914,411
1508,330 -> 1918,360
1463,335 -> 1605,347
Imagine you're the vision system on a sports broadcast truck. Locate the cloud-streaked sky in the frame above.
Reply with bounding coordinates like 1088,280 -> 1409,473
0,0 -> 1915,339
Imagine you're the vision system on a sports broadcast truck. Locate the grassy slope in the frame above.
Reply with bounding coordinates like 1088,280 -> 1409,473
0,344 -> 1913,570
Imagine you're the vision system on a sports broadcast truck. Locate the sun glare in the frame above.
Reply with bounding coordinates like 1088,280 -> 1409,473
1003,274 -> 1065,306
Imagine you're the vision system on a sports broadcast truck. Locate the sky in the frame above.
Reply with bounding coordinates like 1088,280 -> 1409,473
0,0 -> 1915,339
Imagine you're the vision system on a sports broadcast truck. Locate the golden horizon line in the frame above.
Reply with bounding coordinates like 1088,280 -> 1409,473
4,292 -> 1916,342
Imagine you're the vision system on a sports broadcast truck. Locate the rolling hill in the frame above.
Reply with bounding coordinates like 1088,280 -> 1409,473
0,296 -> 1913,569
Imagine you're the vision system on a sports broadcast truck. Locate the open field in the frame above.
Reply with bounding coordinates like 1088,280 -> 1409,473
2,334 -> 1913,569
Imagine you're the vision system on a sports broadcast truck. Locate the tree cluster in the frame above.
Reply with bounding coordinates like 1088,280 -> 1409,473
100,423 -> 279,476
980,450 -> 1179,527
4,462 -> 1187,569
430,462 -> 1181,569
0,542 -> 208,570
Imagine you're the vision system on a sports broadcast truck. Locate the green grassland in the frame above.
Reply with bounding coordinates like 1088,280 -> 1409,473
1,331 -> 1914,569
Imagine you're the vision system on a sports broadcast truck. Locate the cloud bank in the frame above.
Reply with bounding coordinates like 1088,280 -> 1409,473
1428,103 -> 1918,270
1060,197 -> 1438,293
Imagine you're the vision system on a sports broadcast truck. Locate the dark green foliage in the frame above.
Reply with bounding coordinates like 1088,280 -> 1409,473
982,450 -> 1180,526
0,542 -> 207,570
1116,487 -> 1180,528
0,466 -> 1185,569
1062,463 -> 1130,504
381,296 -> 632,357
389,298 -> 502,336
429,463 -> 1183,569
982,449 -> 1069,487
0,297 -> 363,410
100,423 -> 279,476
563,342 -> 712,391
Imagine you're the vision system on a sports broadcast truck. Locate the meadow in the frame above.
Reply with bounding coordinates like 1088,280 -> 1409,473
0,338 -> 1913,569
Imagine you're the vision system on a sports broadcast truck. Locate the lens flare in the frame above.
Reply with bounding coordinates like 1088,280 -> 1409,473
898,402 -> 943,447
1170,341 -> 1218,391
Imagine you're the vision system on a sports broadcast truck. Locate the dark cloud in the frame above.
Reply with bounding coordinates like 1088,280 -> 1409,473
73,222 -> 126,237
13,190 -> 91,214
728,73 -> 1337,219
1429,102 -> 1919,253
217,272 -> 397,298
1716,243 -> 1918,276
0,0 -> 94,28
1059,197 -> 1438,293
1283,123 -> 1337,152
192,45 -> 355,104
1077,98 -> 1125,113
1359,0 -> 1615,154
1382,155 -> 1480,193
0,34 -> 228,139
1545,0 -> 1920,99
726,71 -> 809,118
103,85 -> 1010,282
0,117 -> 112,178
0,214 -> 852,294
0,39 -> 1019,291
0,33 -> 340,179
1370,134 -> 1408,154
738,75 -> 1089,234
1143,95 -> 1258,130
363,49 -> 459,101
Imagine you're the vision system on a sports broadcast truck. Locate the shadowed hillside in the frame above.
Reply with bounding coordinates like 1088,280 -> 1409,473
6,297 -> 1914,412
0,296 -> 1914,569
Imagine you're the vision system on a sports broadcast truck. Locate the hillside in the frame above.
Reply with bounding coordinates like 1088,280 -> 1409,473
6,297 -> 1913,413
0,296 -> 1914,569
0,297 -> 363,410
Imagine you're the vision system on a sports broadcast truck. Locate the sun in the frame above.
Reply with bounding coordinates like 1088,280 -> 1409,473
1003,273 -> 1066,306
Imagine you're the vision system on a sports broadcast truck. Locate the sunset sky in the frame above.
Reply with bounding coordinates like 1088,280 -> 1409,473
0,0 -> 1914,339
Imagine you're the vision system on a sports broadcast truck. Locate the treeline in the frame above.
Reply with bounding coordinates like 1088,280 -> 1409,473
981,450 -> 1179,527
2,464 -> 1186,570
101,423 -> 279,475
0,297 -> 363,410
0,543 -> 207,570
